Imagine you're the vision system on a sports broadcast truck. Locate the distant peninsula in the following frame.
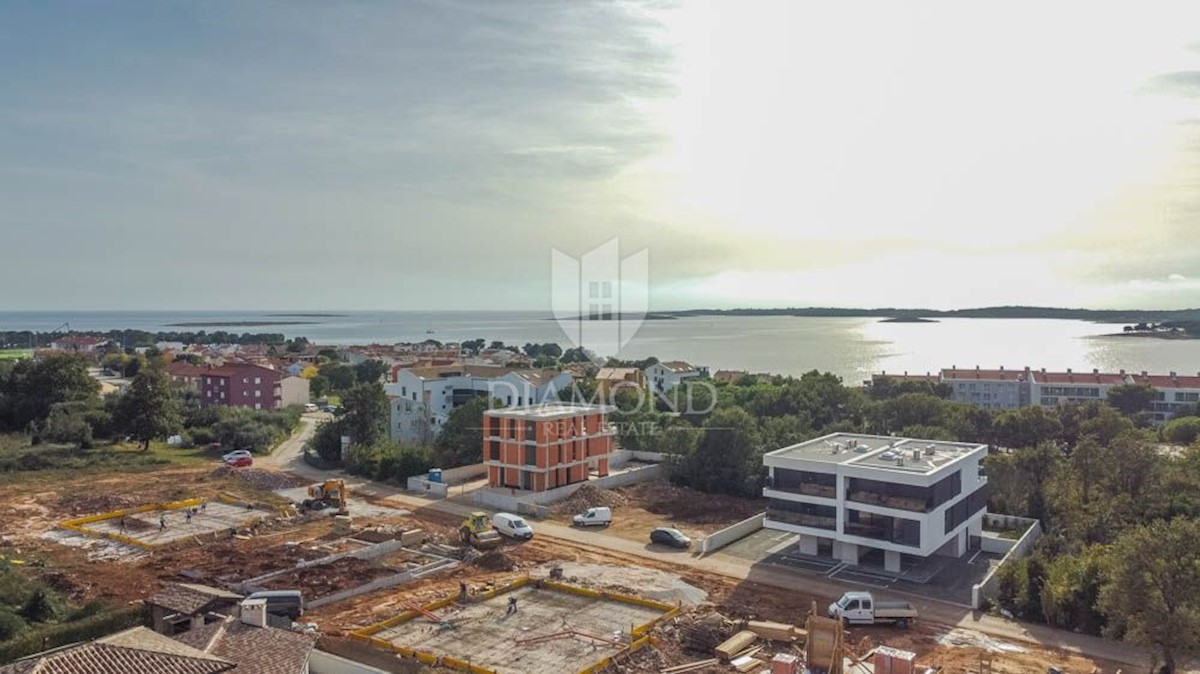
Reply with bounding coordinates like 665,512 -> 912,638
166,321 -> 316,327
549,313 -> 677,321
880,316 -> 938,323
659,305 -> 1200,323
266,313 -> 347,318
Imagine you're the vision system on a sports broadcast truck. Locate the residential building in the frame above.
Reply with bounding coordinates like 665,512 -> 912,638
1032,368 -> 1128,406
763,432 -> 988,573
1130,372 -> 1200,423
385,365 -> 573,444
483,403 -> 615,491
594,367 -> 645,396
48,334 -> 109,353
279,376 -> 311,407
644,360 -> 707,392
940,366 -> 1029,410
146,583 -> 243,635
169,363 -> 284,410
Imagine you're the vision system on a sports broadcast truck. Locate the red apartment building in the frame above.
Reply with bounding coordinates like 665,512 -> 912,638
483,403 -> 615,491
166,362 -> 283,410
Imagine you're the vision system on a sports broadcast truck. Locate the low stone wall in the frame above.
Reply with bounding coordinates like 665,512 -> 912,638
440,463 -> 486,484
699,512 -> 765,555
980,532 -> 1016,555
405,476 -> 449,497
971,513 -> 1043,609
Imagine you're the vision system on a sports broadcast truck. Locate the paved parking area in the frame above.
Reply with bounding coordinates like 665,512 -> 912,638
716,528 -> 797,561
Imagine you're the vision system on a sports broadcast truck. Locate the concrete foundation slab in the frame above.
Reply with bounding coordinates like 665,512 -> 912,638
77,501 -> 262,546
373,586 -> 666,674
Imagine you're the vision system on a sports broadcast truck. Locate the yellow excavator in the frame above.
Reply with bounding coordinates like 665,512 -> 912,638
302,479 -> 349,516
459,511 -> 501,548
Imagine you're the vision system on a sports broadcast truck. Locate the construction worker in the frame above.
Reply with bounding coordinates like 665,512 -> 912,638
459,582 -> 467,602
185,509 -> 192,524
200,501 -> 207,513
118,517 -> 127,534
506,596 -> 518,616
159,514 -> 166,531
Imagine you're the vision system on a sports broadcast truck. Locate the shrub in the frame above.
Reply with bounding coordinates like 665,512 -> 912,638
189,427 -> 216,446
0,605 -> 142,663
1163,416 -> 1200,445
0,608 -> 27,641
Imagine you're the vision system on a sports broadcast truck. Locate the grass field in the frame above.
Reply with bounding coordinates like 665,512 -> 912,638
0,349 -> 32,361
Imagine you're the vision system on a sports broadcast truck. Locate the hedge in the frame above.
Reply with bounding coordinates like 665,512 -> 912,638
0,604 -> 144,664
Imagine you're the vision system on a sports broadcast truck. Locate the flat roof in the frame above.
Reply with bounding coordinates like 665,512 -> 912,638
484,402 -> 615,420
765,432 -> 986,474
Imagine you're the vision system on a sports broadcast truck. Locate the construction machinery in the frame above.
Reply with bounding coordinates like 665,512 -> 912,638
302,479 -> 348,516
459,511 -> 502,548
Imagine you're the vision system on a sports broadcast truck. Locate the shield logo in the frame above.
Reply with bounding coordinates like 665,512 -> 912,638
551,238 -> 649,359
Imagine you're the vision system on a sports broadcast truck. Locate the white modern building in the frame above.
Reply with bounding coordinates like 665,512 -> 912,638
644,360 -> 707,392
762,433 -> 989,573
941,367 -> 1028,410
1132,372 -> 1200,423
384,365 -> 573,444
1031,368 -> 1128,407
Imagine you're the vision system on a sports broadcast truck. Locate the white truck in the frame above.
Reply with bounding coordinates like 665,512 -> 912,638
827,591 -> 917,627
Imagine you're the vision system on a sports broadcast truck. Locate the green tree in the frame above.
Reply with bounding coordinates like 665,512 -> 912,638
19,588 -> 62,623
0,354 -> 99,431
1098,518 -> 1200,673
42,402 -> 94,450
0,608 -> 27,641
1105,384 -> 1156,416
1163,416 -> 1200,445
434,396 -> 495,467
675,407 -> 761,496
354,359 -> 390,385
117,363 -> 181,450
341,382 -> 388,447
321,363 -> 358,392
993,406 -> 1063,449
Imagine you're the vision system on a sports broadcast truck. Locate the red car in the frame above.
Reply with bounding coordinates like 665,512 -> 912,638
222,450 -> 253,468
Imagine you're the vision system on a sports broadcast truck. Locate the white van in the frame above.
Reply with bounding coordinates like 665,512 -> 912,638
491,512 -> 534,540
572,506 -> 612,527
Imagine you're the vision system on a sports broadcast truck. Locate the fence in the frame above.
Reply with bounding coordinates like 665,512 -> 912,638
472,463 -> 663,513
699,512 -> 765,555
971,513 -> 1043,609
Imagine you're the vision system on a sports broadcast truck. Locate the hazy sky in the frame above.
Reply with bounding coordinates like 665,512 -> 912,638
3,1 -> 1200,311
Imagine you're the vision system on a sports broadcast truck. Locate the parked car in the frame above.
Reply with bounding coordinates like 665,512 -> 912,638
492,512 -> 534,540
827,591 -> 917,627
304,403 -> 318,412
649,527 -> 691,549
222,449 -> 252,462
573,506 -> 612,527
245,590 -> 304,620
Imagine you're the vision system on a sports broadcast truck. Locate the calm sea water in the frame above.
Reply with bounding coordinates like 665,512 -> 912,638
2,311 -> 1198,384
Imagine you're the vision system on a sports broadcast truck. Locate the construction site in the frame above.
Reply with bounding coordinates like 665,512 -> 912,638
0,462 -> 1148,674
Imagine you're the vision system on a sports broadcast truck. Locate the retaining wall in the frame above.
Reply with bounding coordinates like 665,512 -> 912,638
441,463 -> 486,483
971,514 -> 1043,609
472,463 -> 662,513
406,477 -> 450,497
609,450 -> 665,468
310,649 -> 395,674
699,512 -> 765,555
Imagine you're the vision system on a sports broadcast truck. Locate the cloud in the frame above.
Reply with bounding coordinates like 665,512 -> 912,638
1141,70 -> 1200,98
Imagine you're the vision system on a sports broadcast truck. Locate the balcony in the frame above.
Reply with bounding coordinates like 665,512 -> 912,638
845,491 -> 927,513
765,508 -> 836,531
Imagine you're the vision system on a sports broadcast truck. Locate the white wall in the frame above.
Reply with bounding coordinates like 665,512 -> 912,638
699,513 -> 765,554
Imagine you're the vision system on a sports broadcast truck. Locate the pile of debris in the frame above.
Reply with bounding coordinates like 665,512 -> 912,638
210,467 -> 308,491
551,484 -> 629,515
471,549 -> 518,571
676,612 -> 736,653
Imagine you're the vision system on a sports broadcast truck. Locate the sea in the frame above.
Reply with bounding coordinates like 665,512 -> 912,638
2,310 -> 1198,385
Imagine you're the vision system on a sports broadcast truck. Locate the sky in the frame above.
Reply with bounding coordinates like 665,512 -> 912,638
2,1 -> 1200,311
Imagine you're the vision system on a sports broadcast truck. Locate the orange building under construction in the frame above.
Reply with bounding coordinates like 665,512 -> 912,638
483,403 -> 616,491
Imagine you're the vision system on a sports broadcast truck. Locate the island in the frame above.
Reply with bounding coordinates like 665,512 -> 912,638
880,316 -> 938,323
165,321 -> 317,327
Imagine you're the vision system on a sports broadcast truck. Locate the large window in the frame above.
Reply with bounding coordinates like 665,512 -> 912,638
845,509 -> 921,547
766,499 -> 836,531
846,472 -> 960,513
944,484 -> 989,534
772,469 -> 836,498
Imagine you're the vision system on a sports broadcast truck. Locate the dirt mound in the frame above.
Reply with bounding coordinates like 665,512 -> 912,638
210,466 -> 308,491
623,482 -> 763,524
472,550 -> 517,571
551,484 -> 629,515
263,557 -> 391,597
57,494 -> 140,516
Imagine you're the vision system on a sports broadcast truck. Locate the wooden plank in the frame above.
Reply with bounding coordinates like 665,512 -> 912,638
660,658 -> 719,674
715,630 -> 758,660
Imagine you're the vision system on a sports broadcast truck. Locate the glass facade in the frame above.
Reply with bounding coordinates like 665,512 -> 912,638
766,499 -> 837,530
845,509 -> 921,547
846,472 -> 960,513
771,468 -> 837,498
944,484 -> 989,534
